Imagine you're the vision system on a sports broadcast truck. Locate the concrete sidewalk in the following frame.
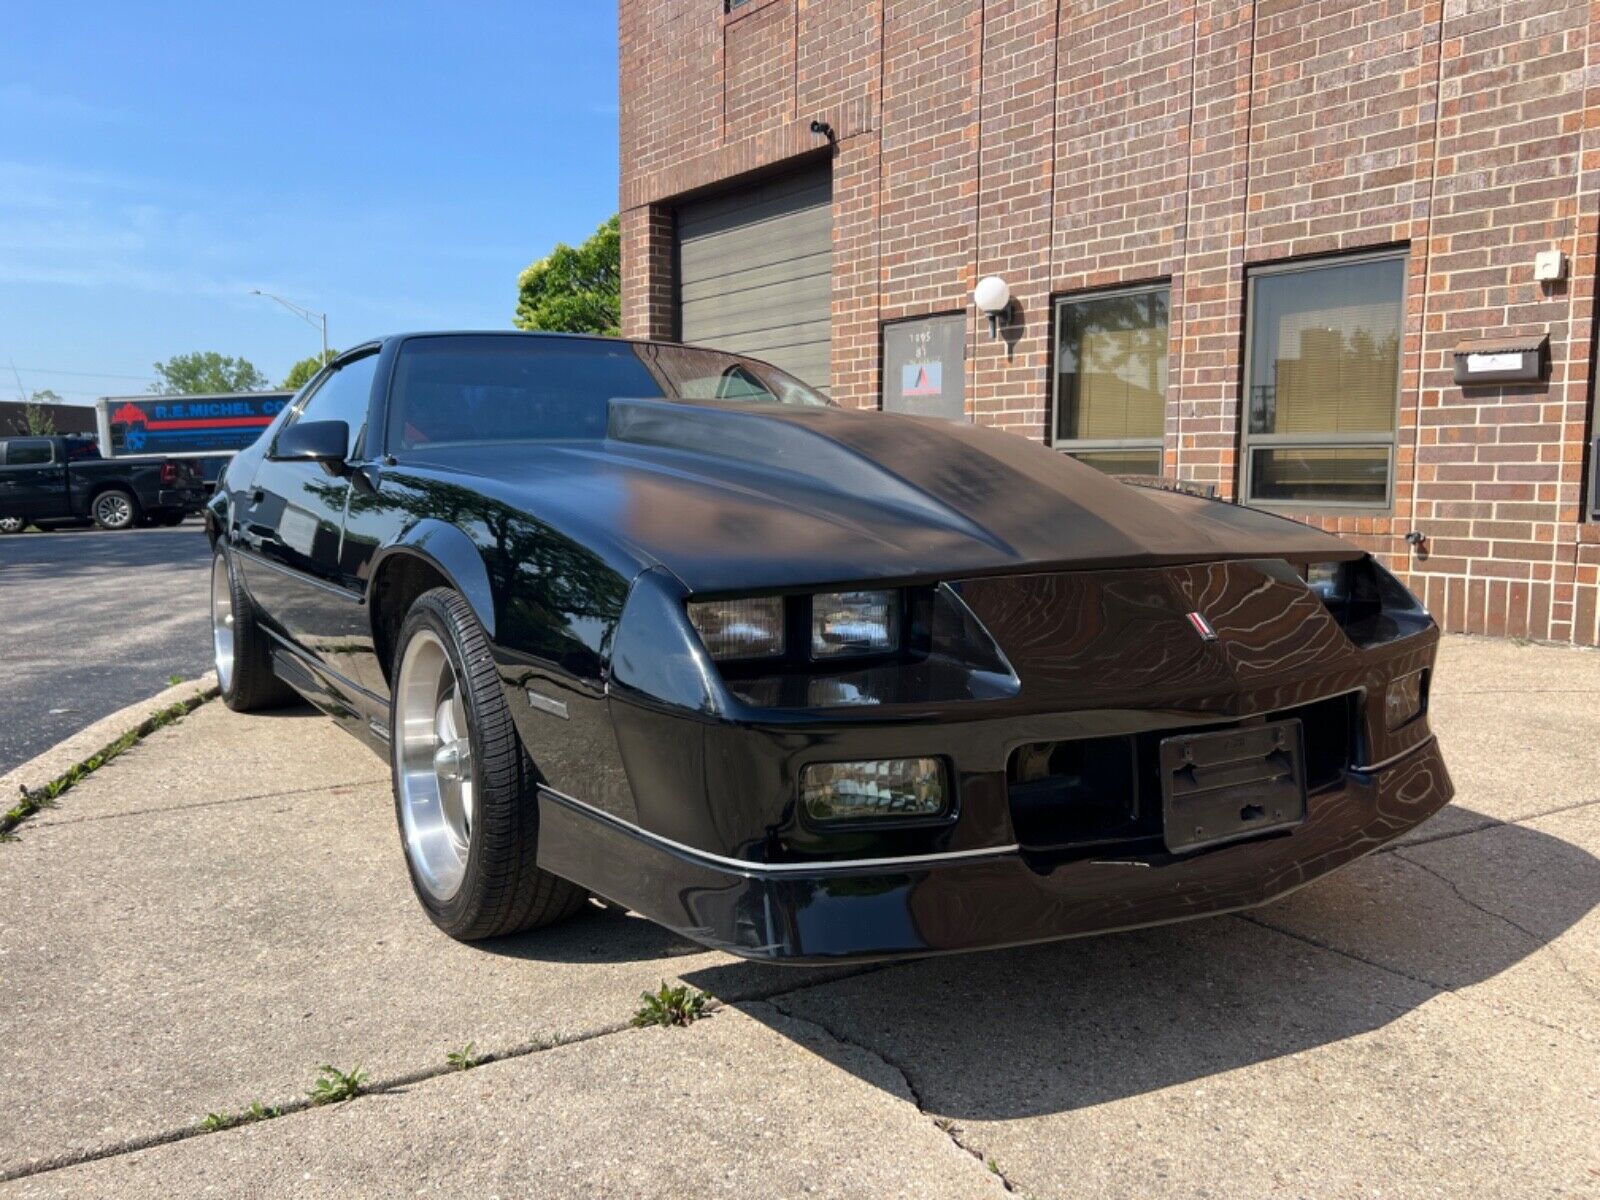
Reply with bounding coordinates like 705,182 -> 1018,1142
1,636 -> 1595,1197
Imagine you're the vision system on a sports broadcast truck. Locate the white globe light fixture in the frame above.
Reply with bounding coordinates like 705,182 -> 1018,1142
974,275 -> 1012,339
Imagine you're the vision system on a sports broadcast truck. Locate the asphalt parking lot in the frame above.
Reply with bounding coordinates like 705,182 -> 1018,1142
0,635 -> 1595,1197
0,523 -> 215,773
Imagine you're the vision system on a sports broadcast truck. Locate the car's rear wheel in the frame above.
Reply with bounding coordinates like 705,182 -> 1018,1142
391,587 -> 585,940
0,517 -> 24,534
92,488 -> 139,530
212,545 -> 297,712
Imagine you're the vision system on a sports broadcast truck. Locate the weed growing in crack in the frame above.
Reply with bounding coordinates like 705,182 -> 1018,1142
201,1100 -> 281,1132
446,1042 -> 484,1071
308,1063 -> 367,1105
631,981 -> 710,1027
1,693 -> 214,839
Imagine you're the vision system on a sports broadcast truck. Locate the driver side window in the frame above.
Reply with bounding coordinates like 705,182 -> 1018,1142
291,354 -> 379,458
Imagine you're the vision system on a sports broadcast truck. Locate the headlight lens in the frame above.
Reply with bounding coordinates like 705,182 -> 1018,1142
812,590 -> 900,658
687,596 -> 785,660
1303,561 -> 1351,603
800,758 -> 948,823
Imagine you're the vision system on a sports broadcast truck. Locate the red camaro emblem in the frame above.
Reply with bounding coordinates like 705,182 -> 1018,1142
1186,611 -> 1218,641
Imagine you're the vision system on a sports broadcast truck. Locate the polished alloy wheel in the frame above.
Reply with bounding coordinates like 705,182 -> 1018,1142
395,629 -> 476,901
0,517 -> 23,534
211,554 -> 235,693
94,492 -> 133,528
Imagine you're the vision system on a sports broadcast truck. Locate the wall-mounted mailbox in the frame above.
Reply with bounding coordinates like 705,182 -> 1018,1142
1452,334 -> 1549,386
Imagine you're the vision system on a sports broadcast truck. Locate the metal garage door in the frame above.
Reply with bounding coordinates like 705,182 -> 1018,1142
676,166 -> 832,392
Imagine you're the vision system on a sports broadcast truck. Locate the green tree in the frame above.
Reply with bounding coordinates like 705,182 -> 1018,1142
282,351 -> 337,391
149,352 -> 270,395
22,389 -> 61,435
514,214 -> 620,336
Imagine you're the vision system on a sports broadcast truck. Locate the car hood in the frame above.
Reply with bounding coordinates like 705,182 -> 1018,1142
406,398 -> 1355,594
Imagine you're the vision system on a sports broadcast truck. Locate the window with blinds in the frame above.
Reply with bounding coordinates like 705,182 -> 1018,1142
1242,252 -> 1406,508
1052,285 -> 1168,477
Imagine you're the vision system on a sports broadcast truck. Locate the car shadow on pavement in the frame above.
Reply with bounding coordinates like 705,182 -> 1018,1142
674,807 -> 1598,1119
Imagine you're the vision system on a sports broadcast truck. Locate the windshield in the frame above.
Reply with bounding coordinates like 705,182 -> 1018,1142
387,334 -> 831,451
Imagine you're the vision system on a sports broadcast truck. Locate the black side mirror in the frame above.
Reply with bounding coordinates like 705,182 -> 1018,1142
272,420 -> 350,475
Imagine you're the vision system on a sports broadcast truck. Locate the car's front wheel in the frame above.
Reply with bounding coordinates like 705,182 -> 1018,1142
91,488 -> 139,530
0,517 -> 24,534
391,587 -> 586,940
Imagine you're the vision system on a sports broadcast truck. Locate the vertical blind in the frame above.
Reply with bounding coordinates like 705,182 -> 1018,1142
1055,288 -> 1169,448
1244,254 -> 1405,505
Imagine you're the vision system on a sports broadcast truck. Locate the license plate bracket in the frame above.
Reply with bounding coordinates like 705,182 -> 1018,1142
1159,719 -> 1307,854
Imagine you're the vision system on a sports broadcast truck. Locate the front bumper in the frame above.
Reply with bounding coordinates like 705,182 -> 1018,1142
535,735 -> 1452,962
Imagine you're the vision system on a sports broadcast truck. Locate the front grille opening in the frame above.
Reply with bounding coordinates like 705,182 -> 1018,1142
1007,736 -> 1156,851
1276,691 -> 1356,791
1006,691 -> 1359,856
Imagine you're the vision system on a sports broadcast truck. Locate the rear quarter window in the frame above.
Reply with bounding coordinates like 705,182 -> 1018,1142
3,439 -> 54,465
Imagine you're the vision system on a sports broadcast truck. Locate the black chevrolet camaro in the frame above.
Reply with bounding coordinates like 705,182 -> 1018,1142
206,331 -> 1452,961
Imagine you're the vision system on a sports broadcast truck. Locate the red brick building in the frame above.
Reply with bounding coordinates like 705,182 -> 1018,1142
618,0 -> 1600,645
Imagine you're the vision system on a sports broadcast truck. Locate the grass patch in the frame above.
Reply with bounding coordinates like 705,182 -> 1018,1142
631,981 -> 710,1028
1,690 -> 214,839
446,1042 -> 484,1071
308,1063 -> 367,1106
167,674 -> 185,686
201,1100 -> 281,1132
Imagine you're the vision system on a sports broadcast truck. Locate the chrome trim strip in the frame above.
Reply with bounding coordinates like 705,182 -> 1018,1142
1352,733 -> 1435,774
537,784 -> 1019,876
237,548 -> 364,601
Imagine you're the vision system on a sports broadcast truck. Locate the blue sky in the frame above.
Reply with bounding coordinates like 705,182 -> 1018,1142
0,2 -> 619,402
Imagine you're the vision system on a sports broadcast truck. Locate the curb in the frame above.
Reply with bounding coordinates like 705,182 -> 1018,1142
0,672 -> 220,807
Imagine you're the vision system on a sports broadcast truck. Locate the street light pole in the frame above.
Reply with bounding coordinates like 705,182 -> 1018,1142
251,290 -> 330,366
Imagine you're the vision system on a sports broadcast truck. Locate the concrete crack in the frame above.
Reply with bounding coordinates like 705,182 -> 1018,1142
0,1020 -> 635,1184
1236,914 -> 1595,1045
29,777 -> 387,828
0,965 -> 886,1185
762,995 -> 1019,1195
1373,794 -> 1599,856
1392,849 -> 1600,1006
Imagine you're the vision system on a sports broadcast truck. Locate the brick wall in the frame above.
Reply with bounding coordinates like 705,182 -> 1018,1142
619,0 -> 1600,645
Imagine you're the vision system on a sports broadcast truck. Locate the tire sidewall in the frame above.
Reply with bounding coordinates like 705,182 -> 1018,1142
93,489 -> 137,530
213,545 -> 242,708
390,593 -> 493,930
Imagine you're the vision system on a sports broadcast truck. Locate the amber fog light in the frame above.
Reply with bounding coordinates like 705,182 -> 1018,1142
800,758 -> 947,823
1385,670 -> 1425,730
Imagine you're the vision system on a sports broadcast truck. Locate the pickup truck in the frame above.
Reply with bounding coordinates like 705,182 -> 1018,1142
0,435 -> 206,533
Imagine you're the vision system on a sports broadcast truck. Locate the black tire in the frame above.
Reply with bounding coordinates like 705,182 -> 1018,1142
391,587 -> 586,940
91,487 -> 140,531
213,544 -> 297,712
